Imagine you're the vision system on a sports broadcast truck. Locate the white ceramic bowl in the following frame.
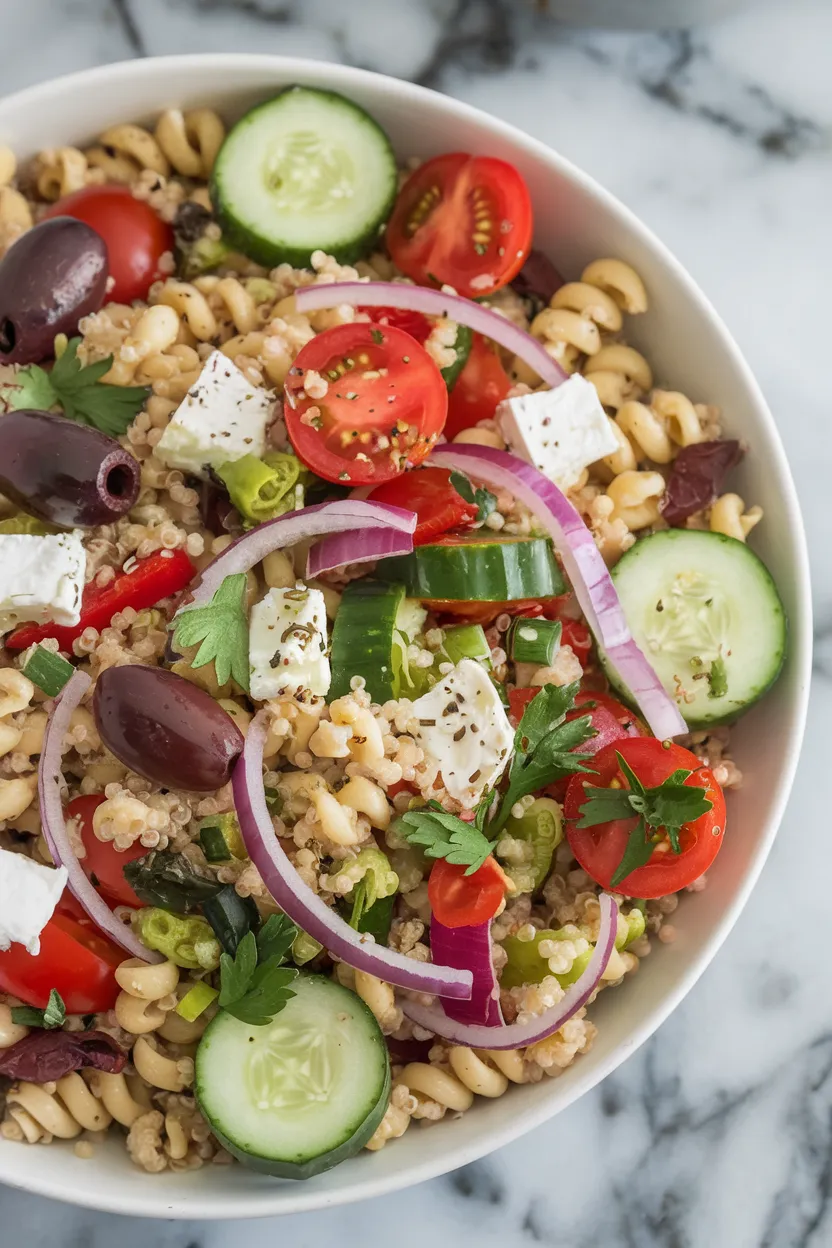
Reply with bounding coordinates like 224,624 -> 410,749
0,54 -> 811,1219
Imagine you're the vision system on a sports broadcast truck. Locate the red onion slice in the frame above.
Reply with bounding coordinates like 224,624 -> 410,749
430,917 -> 503,1027
38,671 -> 162,963
232,713 -> 472,1001
293,281 -> 567,389
306,524 -> 414,579
182,500 -> 416,612
400,893 -> 617,1049
430,445 -> 687,740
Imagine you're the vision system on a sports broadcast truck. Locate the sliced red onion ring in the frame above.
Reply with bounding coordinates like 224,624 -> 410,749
430,445 -> 687,740
38,671 -> 161,963
430,917 -> 503,1027
307,524 -> 414,579
178,500 -> 415,611
293,281 -> 567,389
233,713 -> 472,1001
400,893 -> 617,1048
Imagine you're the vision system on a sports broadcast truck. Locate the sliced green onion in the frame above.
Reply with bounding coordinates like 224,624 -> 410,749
292,930 -> 323,965
441,623 -> 491,667
198,812 -> 246,862
216,451 -> 302,524
22,645 -> 74,696
176,981 -> 219,1022
509,617 -> 562,666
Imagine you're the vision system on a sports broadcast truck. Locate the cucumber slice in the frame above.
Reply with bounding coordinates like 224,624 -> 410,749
329,580 -> 405,703
196,974 -> 390,1179
601,529 -> 787,728
211,86 -> 397,267
376,534 -> 566,602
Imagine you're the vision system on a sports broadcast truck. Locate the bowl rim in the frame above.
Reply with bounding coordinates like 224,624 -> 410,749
0,51 -> 812,1220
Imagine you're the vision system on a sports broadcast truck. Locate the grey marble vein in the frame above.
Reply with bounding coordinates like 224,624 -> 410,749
0,0 -> 828,1243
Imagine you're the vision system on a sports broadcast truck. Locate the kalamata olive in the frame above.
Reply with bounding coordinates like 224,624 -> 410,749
0,410 -> 140,528
0,217 -> 108,365
511,249 -> 564,306
93,667 -> 244,793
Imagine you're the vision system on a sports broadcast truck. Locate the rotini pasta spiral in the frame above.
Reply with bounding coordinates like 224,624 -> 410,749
710,493 -> 763,541
154,109 -> 225,180
3,1075 -> 111,1143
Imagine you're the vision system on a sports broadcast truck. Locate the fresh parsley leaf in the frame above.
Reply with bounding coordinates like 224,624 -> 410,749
610,816 -> 657,888
491,682 -> 596,832
0,339 -> 149,436
11,988 -> 66,1030
449,469 -> 498,524
399,808 -> 493,875
577,750 -> 714,886
255,913 -> 297,965
0,363 -> 59,412
224,962 -> 297,1027
219,926 -> 299,1026
172,573 -> 250,691
218,930 -> 258,1009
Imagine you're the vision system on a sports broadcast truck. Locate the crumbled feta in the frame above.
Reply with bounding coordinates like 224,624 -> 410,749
496,374 -> 618,488
0,531 -> 86,636
410,658 -> 514,807
0,849 -> 68,955
249,583 -> 330,701
155,350 -> 274,479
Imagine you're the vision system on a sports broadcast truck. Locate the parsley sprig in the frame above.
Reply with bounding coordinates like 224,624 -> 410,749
490,682 -> 596,833
219,914 -> 298,1026
398,799 -> 493,877
11,988 -> 66,1030
398,685 -> 595,871
450,470 -> 497,525
0,338 -> 148,437
172,573 -> 250,691
577,752 -> 714,888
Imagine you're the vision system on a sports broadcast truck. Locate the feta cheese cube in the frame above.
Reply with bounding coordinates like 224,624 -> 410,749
155,350 -> 275,479
0,530 -> 86,636
410,658 -> 514,808
0,849 -> 68,955
496,375 -> 618,489
249,583 -> 331,701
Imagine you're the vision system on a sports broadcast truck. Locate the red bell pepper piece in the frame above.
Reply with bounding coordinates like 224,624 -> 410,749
5,548 -> 195,651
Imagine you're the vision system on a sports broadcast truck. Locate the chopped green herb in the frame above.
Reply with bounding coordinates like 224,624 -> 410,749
449,469 -> 497,524
171,573 -> 250,691
11,988 -> 66,1031
370,328 -> 384,345
0,338 -> 148,437
577,751 -> 714,887
708,656 -> 729,700
398,804 -> 493,876
218,927 -> 298,1027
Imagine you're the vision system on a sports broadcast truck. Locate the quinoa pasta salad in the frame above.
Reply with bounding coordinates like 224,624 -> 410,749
0,87 -> 786,1178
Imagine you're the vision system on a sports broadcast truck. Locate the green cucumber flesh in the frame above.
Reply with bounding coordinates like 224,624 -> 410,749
601,528 -> 787,728
376,534 -> 565,602
196,974 -> 390,1179
329,580 -> 405,702
211,86 -> 397,267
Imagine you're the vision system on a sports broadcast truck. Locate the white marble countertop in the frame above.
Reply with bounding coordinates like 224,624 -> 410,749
1,0 -> 829,1243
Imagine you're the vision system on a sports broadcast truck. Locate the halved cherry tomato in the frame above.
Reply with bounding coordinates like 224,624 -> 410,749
44,186 -> 174,304
564,738 -> 726,897
507,686 -> 539,728
0,905 -> 123,1013
284,323 -> 447,485
426,597 -> 560,626
357,307 -> 432,344
444,334 -> 512,440
571,691 -> 646,740
66,795 -> 146,909
428,856 -> 508,928
387,154 -> 533,299
367,466 -> 479,545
